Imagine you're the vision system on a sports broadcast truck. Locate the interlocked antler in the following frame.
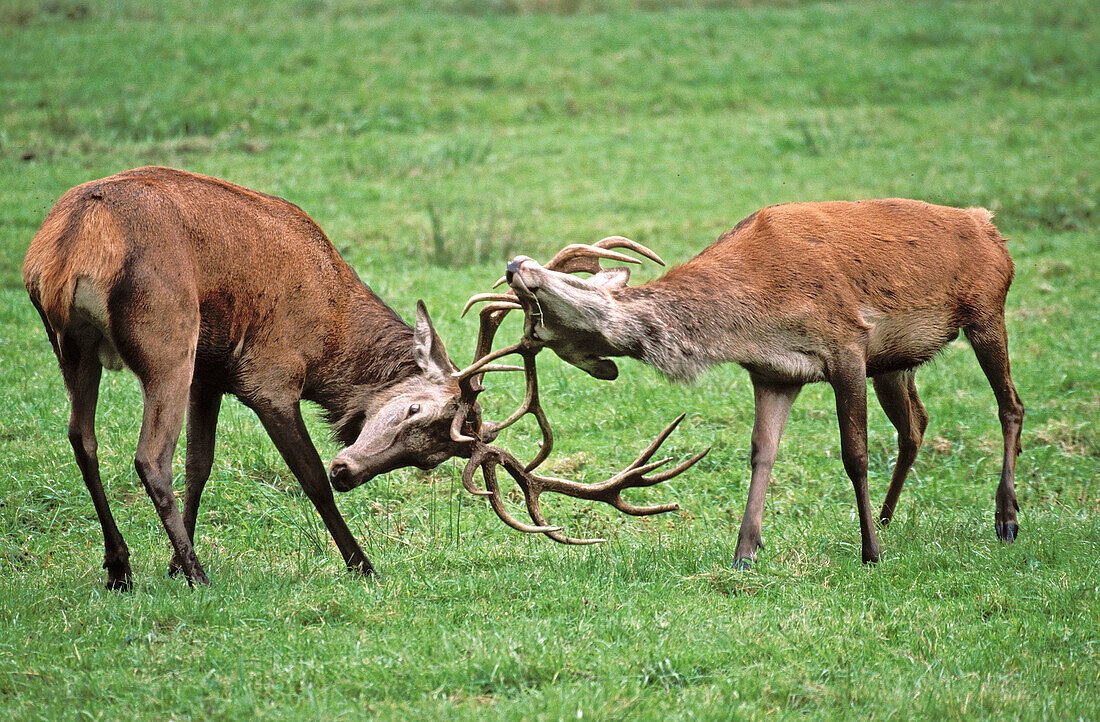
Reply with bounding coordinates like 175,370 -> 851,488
453,237 -> 709,544
485,236 -> 665,289
463,414 -> 708,544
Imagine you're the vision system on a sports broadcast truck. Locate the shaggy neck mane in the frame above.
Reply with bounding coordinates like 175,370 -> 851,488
608,266 -> 752,383
311,282 -> 422,445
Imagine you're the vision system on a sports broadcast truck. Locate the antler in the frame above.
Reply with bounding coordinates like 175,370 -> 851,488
450,236 -> 707,544
451,305 -> 554,467
465,414 -> 709,544
490,235 -> 666,288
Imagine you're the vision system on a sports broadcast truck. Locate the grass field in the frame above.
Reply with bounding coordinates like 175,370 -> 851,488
1,0 -> 1098,718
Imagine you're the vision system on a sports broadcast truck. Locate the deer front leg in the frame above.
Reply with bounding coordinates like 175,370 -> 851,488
733,379 -> 801,569
831,349 -> 880,564
253,400 -> 377,577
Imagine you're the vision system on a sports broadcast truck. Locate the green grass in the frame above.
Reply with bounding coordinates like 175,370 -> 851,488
1,0 -> 1098,718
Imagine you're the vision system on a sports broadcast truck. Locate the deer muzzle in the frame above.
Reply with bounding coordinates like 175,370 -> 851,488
328,441 -> 404,491
505,256 -> 540,292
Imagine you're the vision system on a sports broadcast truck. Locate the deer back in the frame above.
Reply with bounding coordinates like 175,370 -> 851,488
673,199 -> 1012,313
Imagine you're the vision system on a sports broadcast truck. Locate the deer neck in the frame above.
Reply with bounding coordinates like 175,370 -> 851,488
604,275 -> 754,383
309,280 -> 422,445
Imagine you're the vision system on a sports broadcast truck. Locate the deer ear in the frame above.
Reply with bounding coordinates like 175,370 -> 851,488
413,300 -> 455,382
589,267 -> 631,290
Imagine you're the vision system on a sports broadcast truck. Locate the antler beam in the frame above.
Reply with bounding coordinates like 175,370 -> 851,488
492,235 -> 667,288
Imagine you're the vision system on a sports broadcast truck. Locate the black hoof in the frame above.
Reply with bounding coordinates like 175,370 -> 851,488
104,560 -> 133,591
105,576 -> 133,592
996,521 -> 1018,543
348,558 -> 378,578
184,572 -> 211,588
733,558 -> 753,571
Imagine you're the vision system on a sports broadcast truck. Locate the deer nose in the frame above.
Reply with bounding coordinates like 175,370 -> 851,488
506,256 -> 536,287
329,460 -> 353,490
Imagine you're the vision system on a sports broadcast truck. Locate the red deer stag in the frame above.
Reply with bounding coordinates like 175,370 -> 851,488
23,166 -> 705,590
495,200 -> 1024,567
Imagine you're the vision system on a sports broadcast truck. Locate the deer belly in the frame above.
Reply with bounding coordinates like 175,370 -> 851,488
864,310 -> 960,373
737,343 -> 828,384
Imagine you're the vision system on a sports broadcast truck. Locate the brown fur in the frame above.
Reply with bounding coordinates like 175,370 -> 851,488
507,199 -> 1024,566
24,167 -> 466,588
614,199 -> 1014,381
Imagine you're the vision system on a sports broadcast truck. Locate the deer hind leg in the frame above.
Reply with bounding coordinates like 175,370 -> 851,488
872,369 -> 928,525
733,378 -> 800,569
831,347 -> 881,564
59,333 -> 132,590
113,292 -> 209,585
169,383 -> 222,576
132,360 -> 209,585
964,316 -> 1024,542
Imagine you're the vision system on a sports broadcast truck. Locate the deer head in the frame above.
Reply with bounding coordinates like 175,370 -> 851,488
499,238 -> 662,380
328,301 -> 466,491
457,238 -> 707,544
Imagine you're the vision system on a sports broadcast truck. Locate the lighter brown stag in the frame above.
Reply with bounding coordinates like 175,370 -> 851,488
495,200 -> 1024,567
23,166 -> 705,590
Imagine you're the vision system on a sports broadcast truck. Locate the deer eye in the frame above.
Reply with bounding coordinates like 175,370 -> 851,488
407,404 -> 421,418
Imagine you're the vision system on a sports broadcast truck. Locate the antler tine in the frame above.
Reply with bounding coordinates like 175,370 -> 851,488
452,341 -> 527,381
592,236 -> 666,266
477,300 -> 523,315
460,288 -> 524,363
461,293 -> 521,318
620,413 -> 687,473
543,243 -> 644,276
473,363 -> 526,374
641,448 -> 711,484
451,405 -> 476,444
524,401 -> 554,472
460,454 -> 493,496
606,497 -> 680,517
469,414 -> 703,545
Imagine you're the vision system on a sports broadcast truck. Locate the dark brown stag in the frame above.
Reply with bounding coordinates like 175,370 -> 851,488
494,200 -> 1024,567
23,166 -> 704,590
